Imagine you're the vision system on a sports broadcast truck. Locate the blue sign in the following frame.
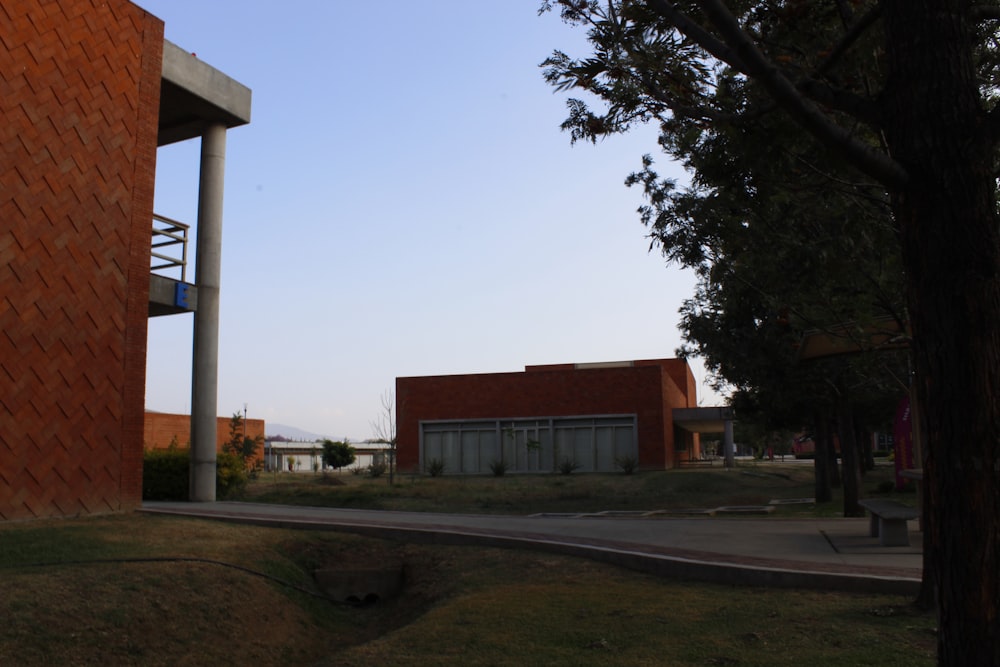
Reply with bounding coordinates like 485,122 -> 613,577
174,282 -> 190,308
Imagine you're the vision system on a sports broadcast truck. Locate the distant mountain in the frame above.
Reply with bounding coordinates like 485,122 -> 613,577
266,423 -> 326,442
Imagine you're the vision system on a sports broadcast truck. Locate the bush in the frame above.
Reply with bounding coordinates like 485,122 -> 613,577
216,452 -> 248,499
143,448 -> 189,500
489,459 -> 507,477
615,456 -> 639,475
142,448 -> 248,500
426,458 -> 445,477
558,458 -> 581,475
368,461 -> 387,478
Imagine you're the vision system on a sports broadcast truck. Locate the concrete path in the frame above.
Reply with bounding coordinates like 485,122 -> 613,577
141,501 -> 923,595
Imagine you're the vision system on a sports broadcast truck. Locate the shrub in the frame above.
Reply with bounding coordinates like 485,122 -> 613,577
489,459 -> 507,477
216,451 -> 248,499
426,458 -> 445,477
558,458 -> 581,475
615,456 -> 639,475
143,448 -> 189,500
368,461 -> 387,478
142,448 -> 247,501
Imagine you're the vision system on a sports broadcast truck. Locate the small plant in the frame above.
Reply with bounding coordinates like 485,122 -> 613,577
489,459 -> 507,477
558,458 -> 581,475
427,458 -> 445,477
615,456 -> 638,475
350,465 -> 364,475
368,461 -> 387,478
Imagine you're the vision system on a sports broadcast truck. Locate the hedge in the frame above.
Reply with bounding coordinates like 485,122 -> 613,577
143,448 -> 247,501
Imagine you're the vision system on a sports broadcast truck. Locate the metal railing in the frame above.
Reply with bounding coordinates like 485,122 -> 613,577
151,213 -> 189,282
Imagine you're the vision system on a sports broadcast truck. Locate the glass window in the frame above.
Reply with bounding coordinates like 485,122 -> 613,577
421,416 -> 635,474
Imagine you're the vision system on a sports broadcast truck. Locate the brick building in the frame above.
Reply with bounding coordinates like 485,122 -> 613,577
1,0 -> 250,520
397,359 -> 732,474
144,411 -> 266,455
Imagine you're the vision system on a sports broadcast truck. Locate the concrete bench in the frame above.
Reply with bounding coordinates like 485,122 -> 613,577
859,498 -> 919,546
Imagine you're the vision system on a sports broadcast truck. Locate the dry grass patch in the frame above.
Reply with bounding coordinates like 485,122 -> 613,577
242,464 -> 840,516
0,465 -> 930,665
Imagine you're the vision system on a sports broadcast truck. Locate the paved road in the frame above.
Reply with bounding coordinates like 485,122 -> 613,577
141,501 -> 923,595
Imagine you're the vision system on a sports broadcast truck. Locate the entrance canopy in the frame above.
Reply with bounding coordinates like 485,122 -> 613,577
672,407 -> 734,434
673,407 -> 736,466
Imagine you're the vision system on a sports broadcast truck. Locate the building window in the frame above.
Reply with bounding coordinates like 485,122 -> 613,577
420,415 -> 636,474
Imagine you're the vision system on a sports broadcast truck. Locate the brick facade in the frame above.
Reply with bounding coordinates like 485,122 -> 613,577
396,359 -> 701,473
144,411 -> 266,463
0,0 -> 163,519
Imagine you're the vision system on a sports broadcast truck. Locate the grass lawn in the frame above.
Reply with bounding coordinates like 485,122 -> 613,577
241,459 -> 914,518
0,462 -> 932,665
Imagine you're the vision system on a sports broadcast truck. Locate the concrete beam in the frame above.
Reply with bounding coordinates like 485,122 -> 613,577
672,406 -> 735,434
159,41 -> 251,146
148,274 -> 197,317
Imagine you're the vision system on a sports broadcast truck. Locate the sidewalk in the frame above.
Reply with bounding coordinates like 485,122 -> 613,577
140,501 -> 923,596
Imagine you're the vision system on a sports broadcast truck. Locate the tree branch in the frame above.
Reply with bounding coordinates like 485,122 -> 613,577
643,0 -> 910,189
971,5 -> 1000,21
816,3 -> 882,78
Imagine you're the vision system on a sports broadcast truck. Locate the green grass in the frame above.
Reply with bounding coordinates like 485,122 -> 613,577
333,579 -> 934,666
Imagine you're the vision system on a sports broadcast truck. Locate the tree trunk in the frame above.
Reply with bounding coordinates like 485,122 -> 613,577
913,389 -> 937,611
884,2 -> 1000,662
860,425 -> 874,472
813,409 -> 832,503
836,395 -> 863,517
825,413 -> 841,489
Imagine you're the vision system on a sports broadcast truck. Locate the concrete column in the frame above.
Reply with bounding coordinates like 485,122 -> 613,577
190,123 -> 227,501
724,416 -> 735,469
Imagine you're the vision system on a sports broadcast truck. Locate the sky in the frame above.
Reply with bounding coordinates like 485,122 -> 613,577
140,1 -> 719,440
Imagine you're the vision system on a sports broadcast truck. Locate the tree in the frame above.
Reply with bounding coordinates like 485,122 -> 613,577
541,2 -> 1000,662
225,412 -> 263,473
322,439 -> 356,472
370,390 -> 397,485
613,10 -> 905,515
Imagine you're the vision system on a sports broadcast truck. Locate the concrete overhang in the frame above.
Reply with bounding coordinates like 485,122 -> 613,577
149,274 -> 197,317
673,407 -> 734,434
158,40 -> 252,146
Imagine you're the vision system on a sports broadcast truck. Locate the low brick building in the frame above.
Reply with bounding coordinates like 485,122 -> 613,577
144,411 -> 266,457
396,359 -> 711,474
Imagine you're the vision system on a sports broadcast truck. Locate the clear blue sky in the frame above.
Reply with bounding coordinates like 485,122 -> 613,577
141,1 -> 717,439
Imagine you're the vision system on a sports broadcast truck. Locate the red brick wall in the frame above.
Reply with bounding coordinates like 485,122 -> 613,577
660,367 -> 697,466
397,359 -> 697,472
143,412 -> 267,463
0,0 -> 163,520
